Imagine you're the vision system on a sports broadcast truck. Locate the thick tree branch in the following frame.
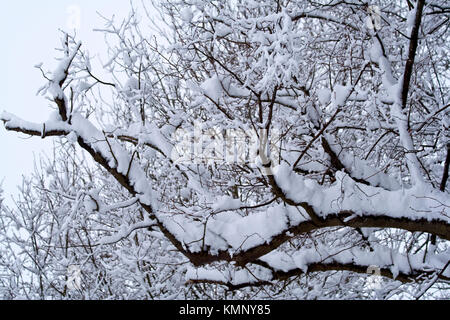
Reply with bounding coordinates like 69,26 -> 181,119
401,0 -> 425,110
188,254 -> 450,290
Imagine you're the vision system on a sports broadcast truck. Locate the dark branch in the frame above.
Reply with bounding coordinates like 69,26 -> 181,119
401,0 -> 425,110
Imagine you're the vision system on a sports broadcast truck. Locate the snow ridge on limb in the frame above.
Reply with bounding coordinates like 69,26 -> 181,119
274,164 -> 449,224
1,112 -> 72,138
187,245 -> 450,289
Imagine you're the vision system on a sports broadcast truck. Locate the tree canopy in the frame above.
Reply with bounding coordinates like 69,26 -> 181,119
1,0 -> 449,300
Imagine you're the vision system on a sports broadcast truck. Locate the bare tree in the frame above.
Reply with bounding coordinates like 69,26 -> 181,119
1,0 -> 449,299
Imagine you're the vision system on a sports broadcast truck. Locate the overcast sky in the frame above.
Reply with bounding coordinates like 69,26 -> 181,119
0,1 -> 133,202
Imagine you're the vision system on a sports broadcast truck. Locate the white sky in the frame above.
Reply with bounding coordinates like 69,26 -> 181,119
0,1 -> 133,202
